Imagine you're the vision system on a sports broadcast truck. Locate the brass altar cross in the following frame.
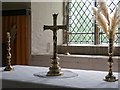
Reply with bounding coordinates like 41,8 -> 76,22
44,13 -> 67,76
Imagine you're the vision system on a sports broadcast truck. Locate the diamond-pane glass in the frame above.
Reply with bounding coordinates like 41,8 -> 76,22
68,0 -> 120,44
68,0 -> 94,44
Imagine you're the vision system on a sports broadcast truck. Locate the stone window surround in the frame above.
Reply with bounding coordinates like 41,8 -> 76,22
58,44 -> 120,56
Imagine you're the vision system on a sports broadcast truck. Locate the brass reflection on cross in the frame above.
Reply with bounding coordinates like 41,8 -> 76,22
43,13 -> 67,76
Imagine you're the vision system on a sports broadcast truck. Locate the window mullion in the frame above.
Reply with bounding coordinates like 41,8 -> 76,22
94,0 -> 99,45
63,1 -> 69,44
94,22 -> 100,45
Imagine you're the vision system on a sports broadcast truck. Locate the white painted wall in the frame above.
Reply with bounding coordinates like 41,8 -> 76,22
31,2 -> 63,55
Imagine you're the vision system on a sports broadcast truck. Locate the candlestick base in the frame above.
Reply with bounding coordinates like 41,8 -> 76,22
4,65 -> 14,71
104,74 -> 118,82
46,57 -> 63,76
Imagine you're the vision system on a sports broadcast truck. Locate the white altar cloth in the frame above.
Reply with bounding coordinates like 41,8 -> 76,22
1,65 -> 119,89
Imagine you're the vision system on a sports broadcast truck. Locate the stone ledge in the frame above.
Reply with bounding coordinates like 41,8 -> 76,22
58,45 -> 120,56
58,54 -> 120,59
30,54 -> 119,72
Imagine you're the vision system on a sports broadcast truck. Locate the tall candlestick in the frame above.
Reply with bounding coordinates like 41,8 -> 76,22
4,32 -> 14,71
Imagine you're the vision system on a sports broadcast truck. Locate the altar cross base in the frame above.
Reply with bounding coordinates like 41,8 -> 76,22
44,13 -> 66,76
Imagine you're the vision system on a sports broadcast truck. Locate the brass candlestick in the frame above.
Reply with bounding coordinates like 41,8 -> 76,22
104,37 -> 118,82
44,13 -> 67,76
4,32 -> 14,71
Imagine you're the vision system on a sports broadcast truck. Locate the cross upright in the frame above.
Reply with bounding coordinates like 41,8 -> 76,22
43,13 -> 67,76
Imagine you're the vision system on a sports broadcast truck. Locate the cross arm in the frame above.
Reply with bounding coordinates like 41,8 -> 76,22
43,25 -> 54,31
57,25 -> 67,30
43,25 -> 67,31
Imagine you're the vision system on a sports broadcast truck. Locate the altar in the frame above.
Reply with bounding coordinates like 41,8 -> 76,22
1,65 -> 119,89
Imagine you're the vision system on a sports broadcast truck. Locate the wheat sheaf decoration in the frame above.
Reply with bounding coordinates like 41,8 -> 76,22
92,0 -> 120,41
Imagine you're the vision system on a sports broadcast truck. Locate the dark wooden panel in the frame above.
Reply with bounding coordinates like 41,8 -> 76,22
2,9 -> 31,16
2,9 -> 30,66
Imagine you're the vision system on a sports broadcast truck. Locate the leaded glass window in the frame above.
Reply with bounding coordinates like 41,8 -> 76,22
67,0 -> 120,45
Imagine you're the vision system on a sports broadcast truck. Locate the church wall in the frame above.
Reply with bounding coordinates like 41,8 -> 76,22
30,2 -> 119,71
31,2 -> 63,55
1,1 -> 119,71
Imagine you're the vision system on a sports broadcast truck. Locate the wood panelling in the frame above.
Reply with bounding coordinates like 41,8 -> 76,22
2,9 -> 31,66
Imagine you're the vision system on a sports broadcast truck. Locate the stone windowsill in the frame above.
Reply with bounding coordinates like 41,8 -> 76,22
30,54 -> 119,72
57,44 -> 120,56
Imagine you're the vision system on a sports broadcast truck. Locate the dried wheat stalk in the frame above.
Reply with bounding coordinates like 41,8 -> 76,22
92,0 -> 120,41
